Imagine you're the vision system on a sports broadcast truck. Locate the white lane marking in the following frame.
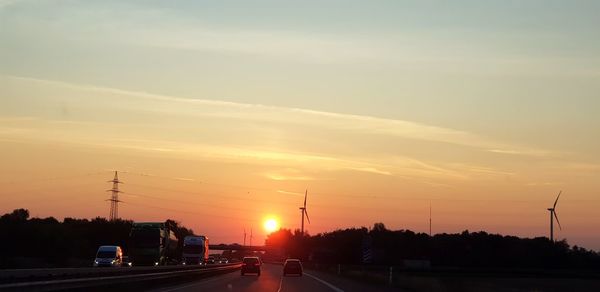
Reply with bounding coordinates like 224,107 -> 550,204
155,273 -> 233,292
304,272 -> 345,292
277,275 -> 284,292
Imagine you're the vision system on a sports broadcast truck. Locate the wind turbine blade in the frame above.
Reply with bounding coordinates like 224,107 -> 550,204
553,210 -> 562,230
304,189 -> 308,208
304,209 -> 311,224
553,191 -> 562,209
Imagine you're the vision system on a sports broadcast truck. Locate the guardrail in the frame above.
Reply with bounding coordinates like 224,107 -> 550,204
0,263 -> 241,291
304,262 -> 600,290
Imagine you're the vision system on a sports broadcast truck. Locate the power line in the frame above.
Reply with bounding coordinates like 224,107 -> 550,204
123,176 -> 378,200
122,200 -> 263,223
115,172 -> 579,203
122,191 -> 281,214
118,170 -> 199,183
122,187 -> 377,218
1,180 -> 103,195
106,171 -> 122,221
0,171 -> 109,185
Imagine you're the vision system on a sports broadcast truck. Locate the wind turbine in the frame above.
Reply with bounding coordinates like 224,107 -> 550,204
547,191 -> 563,242
299,189 -> 310,236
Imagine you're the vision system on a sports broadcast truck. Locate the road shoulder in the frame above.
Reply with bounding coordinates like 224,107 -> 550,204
304,268 -> 401,292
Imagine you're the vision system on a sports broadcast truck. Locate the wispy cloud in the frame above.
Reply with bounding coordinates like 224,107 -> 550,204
526,182 -> 562,187
487,148 -> 553,157
276,190 -> 304,196
347,167 -> 392,176
0,0 -> 22,10
263,168 -> 316,181
2,75 -> 552,158
448,164 -> 515,177
2,75 -> 565,184
127,28 -> 385,64
265,173 -> 314,181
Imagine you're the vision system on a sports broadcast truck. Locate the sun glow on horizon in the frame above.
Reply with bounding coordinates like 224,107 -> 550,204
264,218 -> 279,233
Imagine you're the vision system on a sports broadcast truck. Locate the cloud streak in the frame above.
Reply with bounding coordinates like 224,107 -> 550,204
2,75 -> 552,158
1,75 -> 563,183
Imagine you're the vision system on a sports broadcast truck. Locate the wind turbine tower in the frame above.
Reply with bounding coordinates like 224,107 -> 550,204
299,189 -> 311,236
547,191 -> 563,242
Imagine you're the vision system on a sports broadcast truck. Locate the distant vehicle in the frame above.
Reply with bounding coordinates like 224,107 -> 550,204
241,256 -> 261,276
283,259 -> 303,276
129,222 -> 178,266
93,245 -> 123,267
219,258 -> 229,264
182,235 -> 209,265
121,255 -> 132,267
207,256 -> 216,264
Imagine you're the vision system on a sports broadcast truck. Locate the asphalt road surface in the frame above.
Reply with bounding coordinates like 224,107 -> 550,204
149,264 -> 375,292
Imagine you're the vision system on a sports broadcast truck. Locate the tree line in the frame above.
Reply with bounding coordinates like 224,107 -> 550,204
0,209 -> 193,268
2,209 -> 599,270
264,223 -> 600,269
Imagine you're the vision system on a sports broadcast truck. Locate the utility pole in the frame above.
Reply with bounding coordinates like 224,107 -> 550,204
429,202 -> 432,237
107,171 -> 122,221
250,228 -> 253,246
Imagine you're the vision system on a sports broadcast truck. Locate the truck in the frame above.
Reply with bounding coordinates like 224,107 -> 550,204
129,222 -> 178,266
182,235 -> 209,265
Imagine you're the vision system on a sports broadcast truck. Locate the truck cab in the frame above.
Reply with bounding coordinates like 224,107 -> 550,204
182,235 -> 209,265
93,245 -> 123,267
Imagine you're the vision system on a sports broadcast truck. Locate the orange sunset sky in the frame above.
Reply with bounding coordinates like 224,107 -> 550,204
1,1 -> 600,249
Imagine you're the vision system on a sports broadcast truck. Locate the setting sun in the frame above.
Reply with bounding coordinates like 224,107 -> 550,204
264,218 -> 279,233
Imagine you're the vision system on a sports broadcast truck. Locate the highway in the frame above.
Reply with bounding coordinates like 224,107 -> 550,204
149,264 -> 391,292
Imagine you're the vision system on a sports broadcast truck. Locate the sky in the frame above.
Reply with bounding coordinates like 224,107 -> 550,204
1,0 -> 600,249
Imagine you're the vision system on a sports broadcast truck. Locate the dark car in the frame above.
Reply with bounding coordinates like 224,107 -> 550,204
241,256 -> 261,276
283,259 -> 303,276
121,256 -> 132,267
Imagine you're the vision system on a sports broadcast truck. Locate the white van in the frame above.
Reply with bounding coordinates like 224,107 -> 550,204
93,245 -> 123,267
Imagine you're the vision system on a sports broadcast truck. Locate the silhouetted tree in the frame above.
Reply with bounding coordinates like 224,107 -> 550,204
0,209 -> 194,268
0,208 -> 29,222
2,209 -> 600,269
372,222 -> 387,232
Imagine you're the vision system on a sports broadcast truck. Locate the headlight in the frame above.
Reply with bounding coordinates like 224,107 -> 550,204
154,262 -> 159,266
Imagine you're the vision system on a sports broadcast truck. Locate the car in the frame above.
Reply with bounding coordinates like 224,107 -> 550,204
93,245 -> 123,267
207,256 -> 216,264
283,259 -> 303,276
241,256 -> 261,276
219,258 -> 229,264
121,255 -> 132,267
